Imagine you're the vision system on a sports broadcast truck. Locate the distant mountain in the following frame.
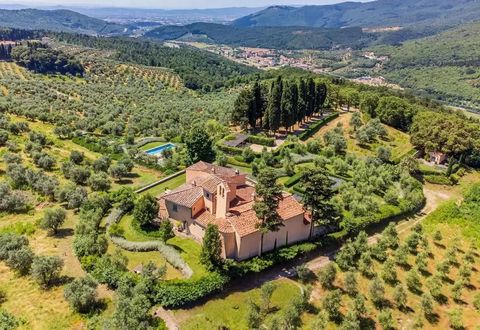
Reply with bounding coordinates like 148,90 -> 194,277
0,9 -> 128,35
144,22 -> 375,50
233,0 -> 480,29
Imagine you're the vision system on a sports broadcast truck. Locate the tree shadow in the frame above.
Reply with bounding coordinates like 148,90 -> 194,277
359,317 -> 376,330
433,242 -> 446,249
55,228 -> 74,238
425,312 -> 440,324
434,294 -> 449,305
116,179 -> 134,185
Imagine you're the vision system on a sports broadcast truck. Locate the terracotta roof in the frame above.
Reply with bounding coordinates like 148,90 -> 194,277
195,209 -> 235,234
227,194 -> 305,237
231,185 -> 256,207
187,161 -> 238,179
194,175 -> 223,194
161,184 -> 203,208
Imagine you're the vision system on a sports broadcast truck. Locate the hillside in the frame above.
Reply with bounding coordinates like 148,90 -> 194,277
375,22 -> 480,109
0,9 -> 127,35
233,0 -> 480,29
145,23 -> 375,50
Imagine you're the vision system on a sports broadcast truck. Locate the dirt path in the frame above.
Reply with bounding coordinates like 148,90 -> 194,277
155,307 -> 179,330
156,184 -> 455,330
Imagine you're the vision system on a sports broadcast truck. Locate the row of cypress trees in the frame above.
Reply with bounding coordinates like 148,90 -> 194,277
233,76 -> 328,133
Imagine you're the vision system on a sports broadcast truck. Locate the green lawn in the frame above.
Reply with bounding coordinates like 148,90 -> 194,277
140,173 -> 186,197
116,213 -> 207,278
174,279 -> 301,330
107,243 -> 182,280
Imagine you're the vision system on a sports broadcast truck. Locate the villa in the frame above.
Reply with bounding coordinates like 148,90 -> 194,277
157,161 -> 311,261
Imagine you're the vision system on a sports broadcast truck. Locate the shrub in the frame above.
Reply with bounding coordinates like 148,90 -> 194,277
299,113 -> 339,141
31,255 -> 64,288
283,172 -> 303,188
6,246 -> 34,276
247,135 -> 275,147
0,233 -> 29,260
318,263 -> 337,289
40,208 -> 67,235
64,276 -> 99,313
424,175 -> 453,186
0,309 -> 19,329
154,272 -> 229,308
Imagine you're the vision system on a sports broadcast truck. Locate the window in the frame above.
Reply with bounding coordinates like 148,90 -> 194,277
172,204 -> 178,212
206,192 -> 210,199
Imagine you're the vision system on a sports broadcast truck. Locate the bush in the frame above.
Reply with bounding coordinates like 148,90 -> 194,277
424,174 -> 453,186
31,255 -> 64,288
299,113 -> 340,141
0,233 -> 29,260
64,276 -> 99,313
154,272 -> 229,308
247,135 -> 275,147
216,142 -> 243,156
284,172 -> 303,188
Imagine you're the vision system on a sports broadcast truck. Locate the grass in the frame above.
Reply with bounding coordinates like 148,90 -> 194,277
116,214 -> 207,278
310,112 -> 414,160
107,243 -> 182,280
139,173 -> 186,196
173,279 -> 301,330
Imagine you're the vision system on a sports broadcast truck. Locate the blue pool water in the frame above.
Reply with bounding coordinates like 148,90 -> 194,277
145,143 -> 175,156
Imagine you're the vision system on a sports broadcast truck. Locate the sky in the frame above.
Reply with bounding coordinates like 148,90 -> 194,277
2,0 -> 367,9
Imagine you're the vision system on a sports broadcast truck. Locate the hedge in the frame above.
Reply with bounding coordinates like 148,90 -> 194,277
227,156 -> 251,168
284,172 -> 303,188
154,272 -> 229,308
298,113 -> 340,141
216,142 -> 244,155
424,174 -> 453,186
247,135 -> 275,147
72,137 -> 123,160
228,242 -> 318,277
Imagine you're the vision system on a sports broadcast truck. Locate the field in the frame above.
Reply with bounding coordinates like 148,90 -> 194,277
174,279 -> 302,330
0,115 -> 173,328
311,111 -> 414,160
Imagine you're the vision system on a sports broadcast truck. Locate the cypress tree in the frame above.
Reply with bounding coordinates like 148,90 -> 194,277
287,82 -> 298,131
267,76 -> 282,134
252,80 -> 265,127
315,82 -> 327,115
307,78 -> 316,118
297,79 -> 308,124
280,81 -> 290,130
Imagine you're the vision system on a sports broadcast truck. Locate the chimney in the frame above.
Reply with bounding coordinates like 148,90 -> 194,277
192,180 -> 196,187
211,167 -> 216,174
235,169 -> 239,175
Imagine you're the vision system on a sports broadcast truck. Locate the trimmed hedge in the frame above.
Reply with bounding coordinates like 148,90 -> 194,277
284,172 -> 303,188
227,156 -> 251,168
216,142 -> 244,155
247,135 -> 275,147
154,272 -> 229,308
228,242 -> 318,276
298,113 -> 340,141
424,174 -> 453,186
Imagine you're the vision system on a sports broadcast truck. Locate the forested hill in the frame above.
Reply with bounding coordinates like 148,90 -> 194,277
54,33 -> 257,91
0,9 -> 127,35
233,0 -> 480,29
374,22 -> 480,109
145,23 -> 374,50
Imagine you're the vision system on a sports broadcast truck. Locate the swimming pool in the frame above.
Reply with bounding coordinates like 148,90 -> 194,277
145,143 -> 175,156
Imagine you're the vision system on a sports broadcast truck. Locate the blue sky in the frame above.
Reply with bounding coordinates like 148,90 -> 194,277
4,0 -> 368,9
